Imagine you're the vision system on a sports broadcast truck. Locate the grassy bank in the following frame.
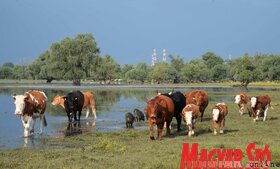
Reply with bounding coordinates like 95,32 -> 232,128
1,101 -> 280,169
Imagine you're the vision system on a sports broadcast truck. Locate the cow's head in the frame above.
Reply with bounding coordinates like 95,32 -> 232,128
145,97 -> 164,124
13,94 -> 29,115
234,95 -> 241,104
212,108 -> 220,121
181,110 -> 193,137
251,97 -> 257,108
64,96 -> 79,110
52,95 -> 65,107
183,111 -> 193,126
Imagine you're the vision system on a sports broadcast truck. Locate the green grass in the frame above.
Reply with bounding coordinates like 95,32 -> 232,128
1,86 -> 280,169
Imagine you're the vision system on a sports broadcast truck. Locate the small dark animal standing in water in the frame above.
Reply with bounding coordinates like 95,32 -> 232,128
133,108 -> 145,122
125,112 -> 135,128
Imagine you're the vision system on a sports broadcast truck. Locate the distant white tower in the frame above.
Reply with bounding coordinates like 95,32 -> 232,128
162,48 -> 167,62
151,49 -> 157,66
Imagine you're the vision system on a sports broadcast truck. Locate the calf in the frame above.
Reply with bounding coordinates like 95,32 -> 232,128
13,90 -> 47,137
185,90 -> 209,122
234,92 -> 249,115
125,112 -> 135,128
63,91 -> 84,122
133,108 -> 145,122
159,91 -> 186,132
212,103 -> 228,135
181,104 -> 200,137
52,91 -> 96,123
250,95 -> 271,122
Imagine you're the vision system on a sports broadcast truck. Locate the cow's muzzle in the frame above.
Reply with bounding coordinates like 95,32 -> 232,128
15,111 -> 22,115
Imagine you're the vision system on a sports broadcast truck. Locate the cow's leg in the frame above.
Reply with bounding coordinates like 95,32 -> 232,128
176,115 -> 182,132
200,108 -> 205,122
187,124 -> 192,137
220,119 -> 225,134
30,116 -> 36,136
39,114 -> 47,134
23,116 -> 32,137
254,110 -> 260,122
157,123 -> 164,140
213,121 -> 218,135
263,105 -> 269,121
78,110 -> 82,121
149,124 -> 155,140
85,106 -> 90,119
191,119 -> 196,136
165,120 -> 172,135
239,104 -> 244,115
73,111 -> 77,121
92,106 -> 97,120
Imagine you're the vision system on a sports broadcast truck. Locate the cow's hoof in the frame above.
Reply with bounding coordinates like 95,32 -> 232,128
220,130 -> 224,134
150,136 -> 155,140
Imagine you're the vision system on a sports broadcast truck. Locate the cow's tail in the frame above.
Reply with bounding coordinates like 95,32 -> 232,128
42,115 -> 47,126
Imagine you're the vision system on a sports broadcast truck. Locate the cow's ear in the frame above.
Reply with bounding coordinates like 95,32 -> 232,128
145,98 -> 149,103
24,94 -> 29,100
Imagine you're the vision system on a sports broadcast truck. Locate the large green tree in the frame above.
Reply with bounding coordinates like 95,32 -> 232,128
231,54 -> 259,87
121,64 -> 134,79
180,59 -> 210,83
125,62 -> 149,83
45,33 -> 100,85
148,62 -> 177,83
94,55 -> 120,84
202,51 -> 224,69
169,55 -> 184,83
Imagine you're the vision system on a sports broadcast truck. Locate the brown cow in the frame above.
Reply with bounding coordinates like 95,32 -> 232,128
249,95 -> 271,122
145,95 -> 174,140
212,103 -> 228,135
181,104 -> 200,137
184,90 -> 209,122
52,91 -> 96,122
13,90 -> 47,137
234,92 -> 249,115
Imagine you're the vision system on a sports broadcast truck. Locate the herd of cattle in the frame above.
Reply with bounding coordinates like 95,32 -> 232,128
12,89 -> 271,139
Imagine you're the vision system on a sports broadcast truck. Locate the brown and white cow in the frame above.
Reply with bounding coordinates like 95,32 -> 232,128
181,104 -> 200,137
13,90 -> 48,137
52,91 -> 96,122
234,92 -> 249,115
184,90 -> 209,122
249,95 -> 271,122
212,103 -> 228,135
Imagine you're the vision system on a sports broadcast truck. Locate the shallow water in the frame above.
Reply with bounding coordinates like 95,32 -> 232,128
0,86 -> 279,149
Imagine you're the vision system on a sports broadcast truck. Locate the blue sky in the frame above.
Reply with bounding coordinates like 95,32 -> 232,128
1,0 -> 280,66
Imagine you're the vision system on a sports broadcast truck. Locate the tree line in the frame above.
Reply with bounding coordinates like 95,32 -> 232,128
1,33 -> 280,86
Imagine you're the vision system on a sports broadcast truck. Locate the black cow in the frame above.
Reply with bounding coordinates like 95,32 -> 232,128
160,91 -> 186,132
125,112 -> 135,128
133,108 -> 145,122
64,91 -> 84,122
